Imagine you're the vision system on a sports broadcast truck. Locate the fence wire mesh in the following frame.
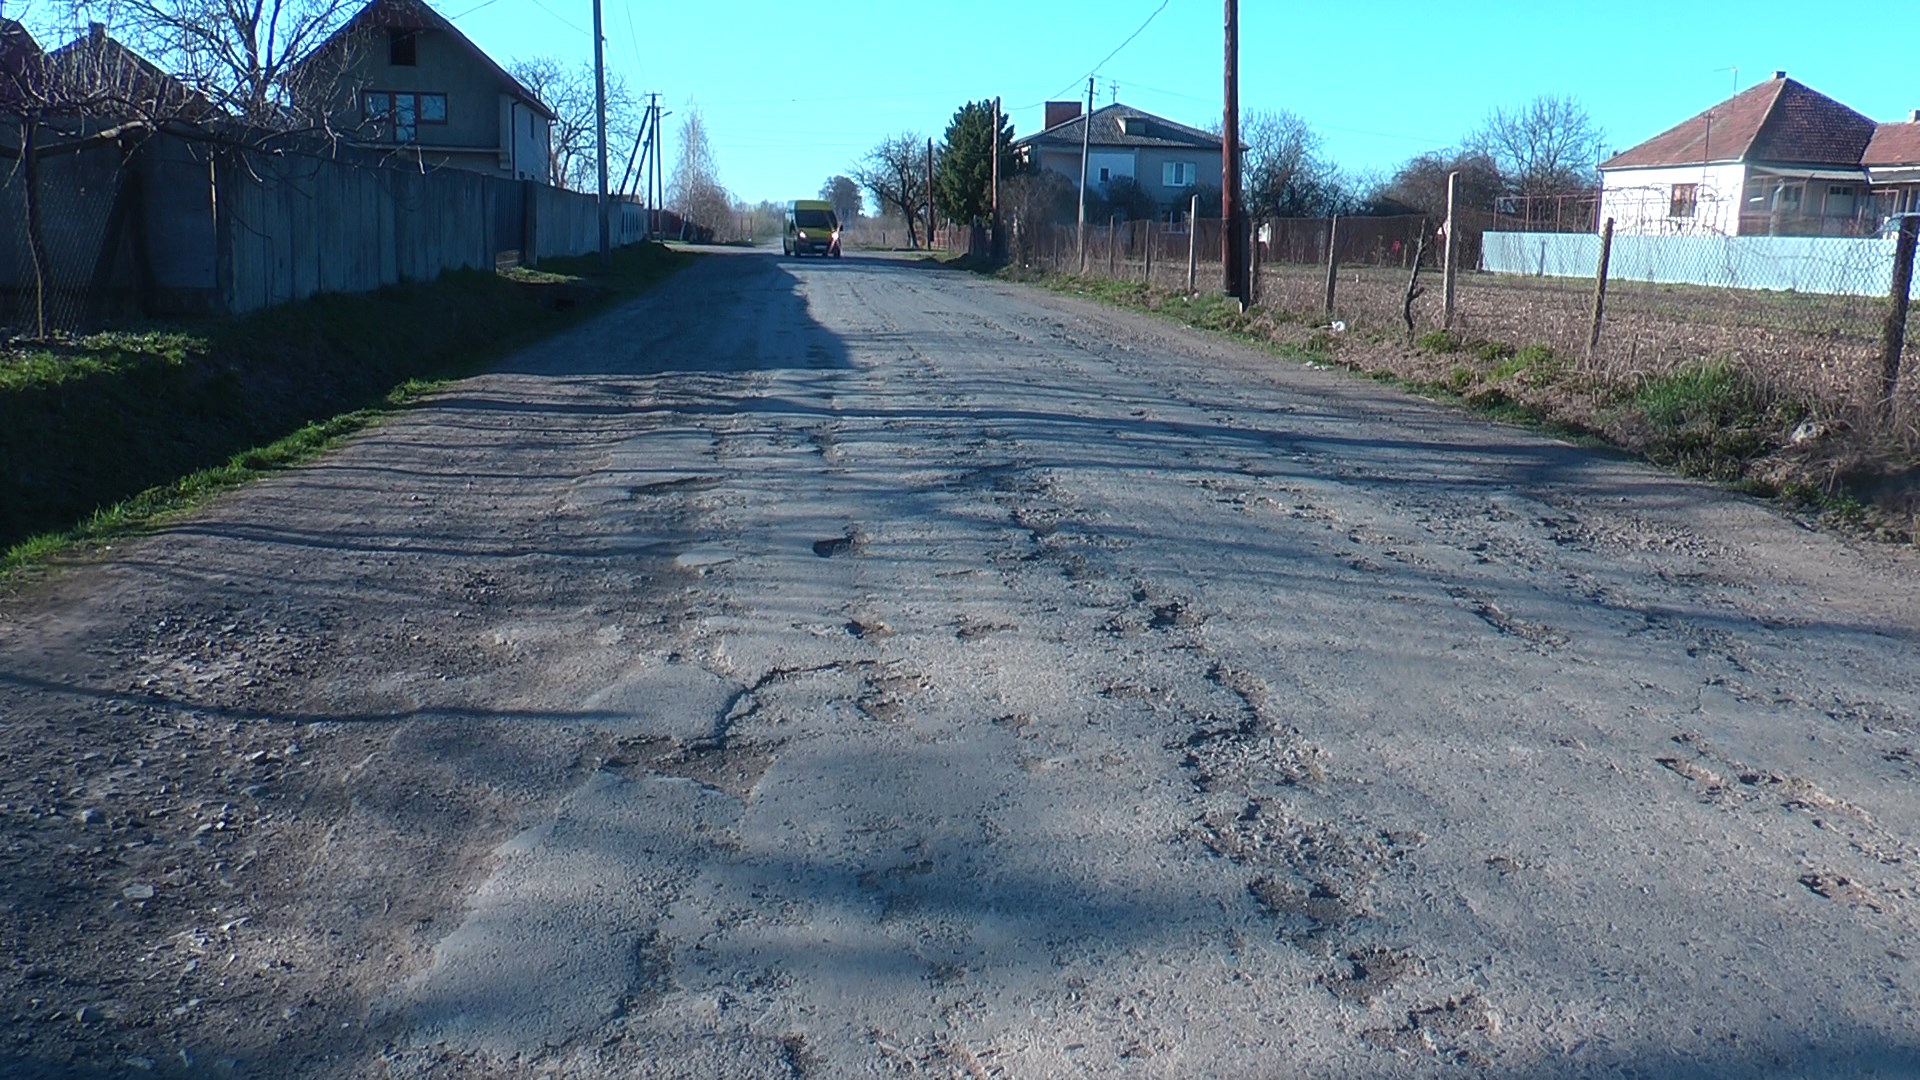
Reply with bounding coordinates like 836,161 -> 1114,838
1009,209 -> 1918,423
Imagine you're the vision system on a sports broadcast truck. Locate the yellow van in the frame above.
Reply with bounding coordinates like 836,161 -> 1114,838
784,200 -> 842,258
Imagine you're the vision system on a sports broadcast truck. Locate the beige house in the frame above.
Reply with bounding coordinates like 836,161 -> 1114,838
303,0 -> 553,182
1598,72 -> 1920,237
1015,102 -> 1223,222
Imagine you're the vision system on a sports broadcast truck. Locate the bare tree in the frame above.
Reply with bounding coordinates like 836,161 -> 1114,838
1467,94 -> 1606,197
510,56 -> 638,191
1241,109 -> 1349,217
851,133 -> 926,249
668,107 -> 730,233
77,0 -> 360,128
1370,150 -> 1501,217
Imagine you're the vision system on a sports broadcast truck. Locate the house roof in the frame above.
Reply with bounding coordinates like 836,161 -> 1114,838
308,0 -> 555,119
1018,103 -> 1221,151
1601,74 -> 1878,170
41,24 -> 215,118
0,20 -> 42,110
1864,121 -> 1920,168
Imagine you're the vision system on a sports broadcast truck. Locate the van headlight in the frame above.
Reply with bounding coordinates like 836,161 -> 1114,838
798,230 -> 808,239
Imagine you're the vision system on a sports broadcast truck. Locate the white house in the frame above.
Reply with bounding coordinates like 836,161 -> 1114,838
1598,72 -> 1920,237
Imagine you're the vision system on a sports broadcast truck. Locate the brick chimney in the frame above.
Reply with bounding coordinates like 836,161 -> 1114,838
1772,69 -> 1786,80
1044,101 -> 1081,130
1911,109 -> 1920,123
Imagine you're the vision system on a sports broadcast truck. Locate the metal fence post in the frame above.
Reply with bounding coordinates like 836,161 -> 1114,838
1186,194 -> 1200,293
1323,214 -> 1339,317
1882,214 -> 1920,413
1249,217 -> 1262,307
1586,217 -> 1616,363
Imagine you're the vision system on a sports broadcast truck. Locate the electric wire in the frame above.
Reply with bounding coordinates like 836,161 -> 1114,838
1011,0 -> 1170,112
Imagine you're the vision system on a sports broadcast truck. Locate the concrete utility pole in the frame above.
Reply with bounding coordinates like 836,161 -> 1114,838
653,102 -> 665,237
1221,0 -> 1245,301
591,0 -> 610,268
1077,75 -> 1092,272
991,97 -> 1001,229
1442,170 -> 1458,329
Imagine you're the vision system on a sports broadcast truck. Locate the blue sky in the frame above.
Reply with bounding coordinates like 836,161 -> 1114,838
36,0 -> 1920,204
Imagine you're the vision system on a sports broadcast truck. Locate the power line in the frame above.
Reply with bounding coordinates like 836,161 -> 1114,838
526,0 -> 588,35
447,0 -> 507,18
1013,0 -> 1170,110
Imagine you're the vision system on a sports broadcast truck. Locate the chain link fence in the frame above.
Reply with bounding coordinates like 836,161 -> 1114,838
1007,207 -> 1919,424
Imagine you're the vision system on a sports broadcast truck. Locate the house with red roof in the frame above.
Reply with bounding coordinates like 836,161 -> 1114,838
1597,72 -> 1920,237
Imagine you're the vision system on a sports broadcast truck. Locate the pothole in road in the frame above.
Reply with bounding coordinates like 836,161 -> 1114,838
812,533 -> 862,558
601,735 -> 779,800
1321,946 -> 1419,1004
630,475 -> 723,496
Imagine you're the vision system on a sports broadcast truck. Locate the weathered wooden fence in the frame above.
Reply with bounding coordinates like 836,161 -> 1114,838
0,128 -> 648,332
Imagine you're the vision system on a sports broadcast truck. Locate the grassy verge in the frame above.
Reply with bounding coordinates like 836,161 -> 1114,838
1,242 -> 692,576
990,266 -> 1911,541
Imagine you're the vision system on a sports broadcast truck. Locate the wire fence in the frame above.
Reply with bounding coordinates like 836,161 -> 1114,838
1010,210 -> 1920,423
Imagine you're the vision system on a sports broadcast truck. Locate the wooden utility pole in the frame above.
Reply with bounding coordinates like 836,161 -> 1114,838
1323,214 -> 1340,316
926,138 -> 935,251
591,0 -> 610,267
1077,76 -> 1093,272
1881,213 -> 1920,412
1587,217 -> 1616,361
1442,171 -> 1458,329
1221,0 -> 1245,302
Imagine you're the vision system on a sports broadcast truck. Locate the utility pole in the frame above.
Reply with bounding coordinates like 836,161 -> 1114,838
1077,75 -> 1092,272
991,95 -> 1001,254
591,0 -> 610,267
1442,170 -> 1458,329
926,137 -> 935,251
1221,0 -> 1244,301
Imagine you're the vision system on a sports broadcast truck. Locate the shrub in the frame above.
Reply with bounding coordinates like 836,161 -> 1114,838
1417,329 -> 1462,353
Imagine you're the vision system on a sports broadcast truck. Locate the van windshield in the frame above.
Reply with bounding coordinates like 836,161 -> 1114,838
794,209 -> 837,229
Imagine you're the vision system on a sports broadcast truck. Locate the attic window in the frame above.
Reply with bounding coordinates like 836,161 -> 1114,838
1120,116 -> 1148,136
389,29 -> 417,66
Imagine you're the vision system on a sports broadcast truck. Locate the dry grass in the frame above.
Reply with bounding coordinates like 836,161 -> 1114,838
1008,260 -> 1920,541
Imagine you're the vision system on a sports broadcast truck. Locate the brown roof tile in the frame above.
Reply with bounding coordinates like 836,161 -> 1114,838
1865,121 -> 1920,167
1601,75 -> 1876,170
1021,103 -> 1221,151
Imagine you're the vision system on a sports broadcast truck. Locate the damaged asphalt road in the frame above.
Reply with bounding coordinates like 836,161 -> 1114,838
4,248 -> 1920,1079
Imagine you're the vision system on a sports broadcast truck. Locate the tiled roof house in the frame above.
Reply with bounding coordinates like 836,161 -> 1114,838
1016,102 -> 1223,220
1597,72 -> 1920,236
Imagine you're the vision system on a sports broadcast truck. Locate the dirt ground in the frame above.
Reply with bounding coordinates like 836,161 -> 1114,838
4,247 -> 1920,1079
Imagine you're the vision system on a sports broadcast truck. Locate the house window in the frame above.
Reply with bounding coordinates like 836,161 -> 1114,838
1669,182 -> 1697,217
1163,161 -> 1194,187
362,90 -> 447,143
1098,166 -> 1111,183
389,29 -> 417,66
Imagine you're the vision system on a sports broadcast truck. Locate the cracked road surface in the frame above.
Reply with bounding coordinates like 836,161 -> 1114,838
5,248 -> 1920,1079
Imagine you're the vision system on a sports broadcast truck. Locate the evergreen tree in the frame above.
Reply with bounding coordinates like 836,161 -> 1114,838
934,100 -> 1016,224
